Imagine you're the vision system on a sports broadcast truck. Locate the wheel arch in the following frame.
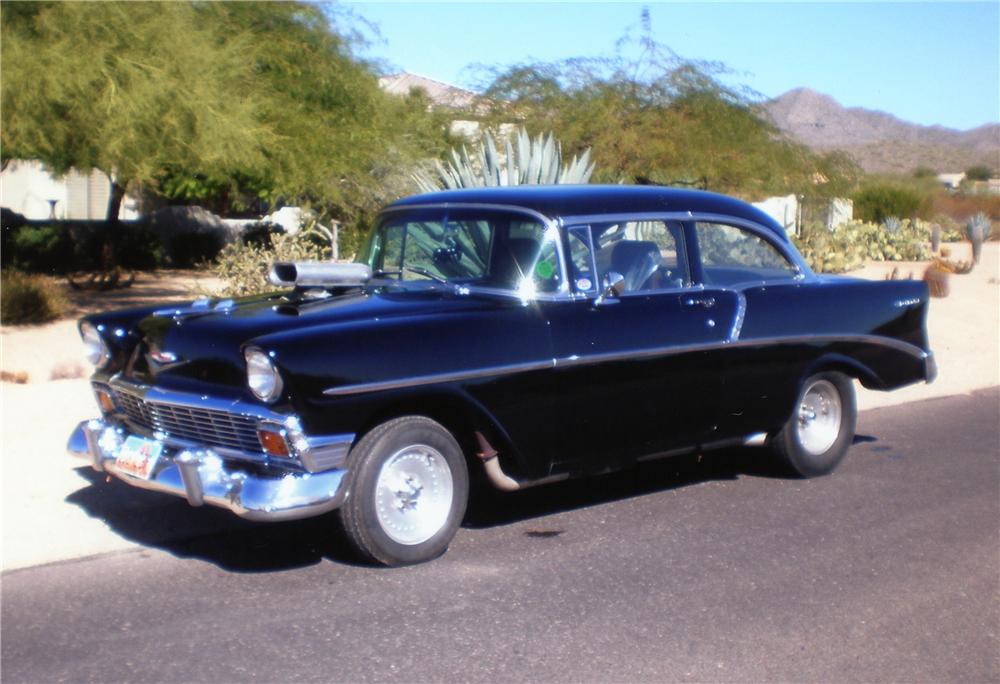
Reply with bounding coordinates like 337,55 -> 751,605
350,387 -> 526,482
803,352 -> 885,391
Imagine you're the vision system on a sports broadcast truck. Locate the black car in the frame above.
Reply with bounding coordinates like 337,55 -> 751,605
68,186 -> 935,565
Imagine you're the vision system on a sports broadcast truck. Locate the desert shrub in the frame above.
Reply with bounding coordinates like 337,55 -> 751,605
931,192 -> 1000,225
793,219 -> 931,273
215,227 -> 331,297
853,184 -> 927,223
75,225 -> 164,271
965,165 -> 993,182
168,230 -> 223,268
239,222 -> 283,248
1,270 -> 68,324
11,225 -> 76,273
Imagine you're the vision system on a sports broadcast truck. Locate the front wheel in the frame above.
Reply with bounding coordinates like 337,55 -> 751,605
338,416 -> 469,566
772,371 -> 856,477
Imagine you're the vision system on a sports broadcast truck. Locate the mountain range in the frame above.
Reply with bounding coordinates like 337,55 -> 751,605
763,88 -> 999,174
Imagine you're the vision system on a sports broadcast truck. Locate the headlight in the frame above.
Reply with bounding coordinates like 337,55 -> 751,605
80,322 -> 110,367
245,348 -> 283,402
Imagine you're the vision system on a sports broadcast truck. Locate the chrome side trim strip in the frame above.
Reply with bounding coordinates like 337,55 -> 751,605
323,359 -> 555,396
730,291 -> 747,342
322,334 -> 929,396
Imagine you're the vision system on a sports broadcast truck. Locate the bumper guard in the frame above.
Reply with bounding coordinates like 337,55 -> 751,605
68,419 -> 351,522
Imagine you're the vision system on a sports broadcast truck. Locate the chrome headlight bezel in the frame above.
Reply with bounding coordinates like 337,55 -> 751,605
245,347 -> 283,403
80,322 -> 111,368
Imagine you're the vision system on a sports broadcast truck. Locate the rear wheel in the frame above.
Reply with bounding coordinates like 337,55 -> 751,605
772,371 -> 856,477
338,416 -> 469,566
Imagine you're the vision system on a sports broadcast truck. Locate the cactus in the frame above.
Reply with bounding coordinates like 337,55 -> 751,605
922,263 -> 950,298
413,127 -> 595,192
965,212 -> 993,264
930,224 -> 941,253
882,216 -> 903,234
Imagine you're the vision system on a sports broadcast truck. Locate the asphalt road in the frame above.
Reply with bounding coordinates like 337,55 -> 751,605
3,388 -> 998,683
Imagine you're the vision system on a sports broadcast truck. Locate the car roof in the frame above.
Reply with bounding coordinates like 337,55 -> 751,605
387,185 -> 789,241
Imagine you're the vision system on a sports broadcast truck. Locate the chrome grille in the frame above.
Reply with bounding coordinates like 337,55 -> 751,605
112,387 -> 263,454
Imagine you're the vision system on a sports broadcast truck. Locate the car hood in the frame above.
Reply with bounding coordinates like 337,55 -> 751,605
125,287 -> 498,396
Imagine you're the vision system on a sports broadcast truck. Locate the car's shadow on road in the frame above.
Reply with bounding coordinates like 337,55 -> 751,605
66,468 -> 364,571
66,440 -> 875,573
464,445 -> 799,528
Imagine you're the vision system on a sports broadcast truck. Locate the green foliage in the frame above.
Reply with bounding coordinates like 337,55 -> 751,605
215,227 -> 331,297
9,224 -> 164,273
414,128 -> 594,191
0,271 -> 67,324
1,2 -> 453,239
474,19 -> 858,199
792,220 -> 932,273
2,3 -> 274,204
168,231 -> 223,268
853,184 -> 927,223
965,166 -> 993,182
114,227 -> 165,270
11,225 -> 75,274
913,167 -> 937,179
882,216 -> 903,234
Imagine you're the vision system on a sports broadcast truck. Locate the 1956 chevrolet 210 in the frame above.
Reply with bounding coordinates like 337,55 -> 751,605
68,186 -> 935,565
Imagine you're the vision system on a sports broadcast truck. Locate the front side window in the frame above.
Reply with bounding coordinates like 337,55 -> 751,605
586,220 -> 689,293
695,222 -> 798,285
365,209 -> 563,296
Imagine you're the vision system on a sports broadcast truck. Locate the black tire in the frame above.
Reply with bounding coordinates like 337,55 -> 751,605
772,371 -> 856,478
338,416 -> 469,566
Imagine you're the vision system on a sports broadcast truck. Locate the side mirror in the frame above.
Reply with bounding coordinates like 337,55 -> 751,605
595,271 -> 625,305
602,271 -> 625,297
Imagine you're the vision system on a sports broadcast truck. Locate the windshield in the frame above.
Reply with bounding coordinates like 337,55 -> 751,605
363,207 -> 564,297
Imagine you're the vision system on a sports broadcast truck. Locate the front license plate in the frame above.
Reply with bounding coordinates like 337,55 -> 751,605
115,436 -> 163,480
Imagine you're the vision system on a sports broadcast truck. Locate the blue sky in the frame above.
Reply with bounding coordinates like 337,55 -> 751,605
341,2 -> 1000,130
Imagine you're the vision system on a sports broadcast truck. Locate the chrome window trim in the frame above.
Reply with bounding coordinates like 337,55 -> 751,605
376,202 -> 571,298
563,217 -> 694,296
559,211 -> 813,280
322,334 -> 928,397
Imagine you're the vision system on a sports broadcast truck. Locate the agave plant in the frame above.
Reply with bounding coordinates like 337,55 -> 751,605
882,216 -> 903,234
965,212 -> 993,264
413,127 -> 594,192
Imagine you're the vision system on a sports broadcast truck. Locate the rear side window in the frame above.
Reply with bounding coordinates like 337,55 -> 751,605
695,222 -> 798,285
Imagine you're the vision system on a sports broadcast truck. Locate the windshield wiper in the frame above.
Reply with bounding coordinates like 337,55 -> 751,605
370,267 -> 448,284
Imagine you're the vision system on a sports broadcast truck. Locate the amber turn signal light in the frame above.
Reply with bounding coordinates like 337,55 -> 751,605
257,429 -> 291,457
95,389 -> 116,414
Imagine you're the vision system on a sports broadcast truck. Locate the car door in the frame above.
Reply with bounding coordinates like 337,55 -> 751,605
686,219 -> 810,441
543,219 -> 739,473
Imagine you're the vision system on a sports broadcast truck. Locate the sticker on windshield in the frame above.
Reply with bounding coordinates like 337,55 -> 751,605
535,261 -> 554,280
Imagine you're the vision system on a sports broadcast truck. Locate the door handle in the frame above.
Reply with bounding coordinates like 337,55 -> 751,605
682,296 -> 716,309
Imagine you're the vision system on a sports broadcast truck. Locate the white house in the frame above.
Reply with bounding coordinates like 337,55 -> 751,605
0,160 -> 139,221
936,172 -> 966,191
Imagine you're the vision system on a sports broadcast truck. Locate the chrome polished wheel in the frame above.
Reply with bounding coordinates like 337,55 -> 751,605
795,379 -> 842,455
374,444 -> 454,545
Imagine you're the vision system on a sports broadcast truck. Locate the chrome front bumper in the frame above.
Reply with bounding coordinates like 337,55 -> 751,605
68,419 -> 351,522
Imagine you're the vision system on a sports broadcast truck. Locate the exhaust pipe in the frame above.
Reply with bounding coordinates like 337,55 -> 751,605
268,261 -> 372,287
475,432 -> 568,492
